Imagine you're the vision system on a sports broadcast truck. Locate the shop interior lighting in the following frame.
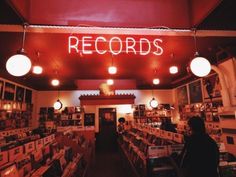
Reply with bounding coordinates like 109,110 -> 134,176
6,24 -> 32,76
190,30 -> 211,77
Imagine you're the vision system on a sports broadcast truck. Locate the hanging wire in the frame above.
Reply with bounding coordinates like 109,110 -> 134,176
21,23 -> 28,51
36,51 -> 40,64
57,90 -> 60,99
193,29 -> 198,55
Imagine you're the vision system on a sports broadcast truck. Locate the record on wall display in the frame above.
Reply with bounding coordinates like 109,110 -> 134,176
0,80 -> 3,99
16,86 -> 25,102
84,113 -> 95,126
4,82 -> 15,100
202,73 -> 222,100
189,80 -> 203,104
25,89 -> 32,103
176,85 -> 188,105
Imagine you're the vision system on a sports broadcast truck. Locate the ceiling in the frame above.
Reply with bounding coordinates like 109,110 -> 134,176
0,0 -> 236,91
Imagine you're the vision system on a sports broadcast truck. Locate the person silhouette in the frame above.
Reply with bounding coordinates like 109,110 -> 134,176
117,117 -> 126,134
180,116 -> 220,177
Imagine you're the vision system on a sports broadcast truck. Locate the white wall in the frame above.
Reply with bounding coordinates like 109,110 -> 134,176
35,89 -> 175,131
218,58 -> 236,106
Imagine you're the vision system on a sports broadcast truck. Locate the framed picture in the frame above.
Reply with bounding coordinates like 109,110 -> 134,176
189,80 -> 203,104
202,73 -> 221,100
0,80 -> 3,99
16,86 -> 25,102
25,89 -> 32,103
139,104 -> 146,110
84,113 -> 95,126
4,82 -> 15,100
176,85 -> 188,105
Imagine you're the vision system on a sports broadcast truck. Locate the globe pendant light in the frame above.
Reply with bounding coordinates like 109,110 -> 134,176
6,24 -> 32,77
169,66 -> 178,74
108,66 -> 117,74
51,70 -> 60,87
33,65 -> 43,74
54,99 -> 63,110
190,52 -> 211,77
169,53 -> 178,74
32,52 -> 43,74
153,78 -> 160,85
152,69 -> 160,85
51,79 -> 60,86
190,30 -> 211,77
54,91 -> 63,110
150,98 -> 158,108
107,79 -> 114,85
108,55 -> 117,75
149,89 -> 158,109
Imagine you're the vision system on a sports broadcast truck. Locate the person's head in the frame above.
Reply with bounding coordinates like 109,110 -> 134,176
187,116 -> 206,135
118,117 -> 125,124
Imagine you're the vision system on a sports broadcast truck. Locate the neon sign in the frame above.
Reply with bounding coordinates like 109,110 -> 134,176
68,35 -> 164,56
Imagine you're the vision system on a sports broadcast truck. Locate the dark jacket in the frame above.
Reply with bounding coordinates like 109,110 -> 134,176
180,133 -> 220,177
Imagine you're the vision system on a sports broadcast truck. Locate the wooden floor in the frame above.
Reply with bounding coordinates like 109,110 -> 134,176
87,148 -> 135,177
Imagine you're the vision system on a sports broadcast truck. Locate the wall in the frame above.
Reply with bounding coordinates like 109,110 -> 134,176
173,58 -> 236,111
35,89 -> 175,131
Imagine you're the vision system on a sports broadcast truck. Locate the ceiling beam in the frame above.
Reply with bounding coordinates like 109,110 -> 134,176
0,24 -> 236,37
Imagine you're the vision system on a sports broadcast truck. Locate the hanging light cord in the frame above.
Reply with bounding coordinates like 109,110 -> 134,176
22,24 -> 27,51
57,90 -> 60,99
193,29 -> 198,56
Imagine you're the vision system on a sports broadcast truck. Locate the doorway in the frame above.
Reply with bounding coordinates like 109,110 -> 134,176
97,108 -> 117,152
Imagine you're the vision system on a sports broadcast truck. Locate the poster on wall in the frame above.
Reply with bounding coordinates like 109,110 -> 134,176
4,82 -> 15,100
176,85 -> 188,105
84,113 -> 95,126
0,80 -> 3,99
189,80 -> 203,104
25,89 -> 32,103
202,73 -> 221,100
16,86 -> 25,102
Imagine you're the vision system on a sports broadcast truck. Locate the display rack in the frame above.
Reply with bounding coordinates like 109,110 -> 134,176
0,78 -> 33,132
133,104 -> 172,124
39,106 -> 84,129
118,123 -> 184,177
0,130 -> 93,177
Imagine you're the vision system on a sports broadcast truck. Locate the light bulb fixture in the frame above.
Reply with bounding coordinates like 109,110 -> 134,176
150,98 -> 158,108
54,99 -> 63,110
6,24 -> 31,76
32,52 -> 43,74
108,54 -> 117,75
169,66 -> 178,74
153,78 -> 160,85
190,30 -> 211,77
108,66 -> 117,74
54,90 -> 63,110
107,79 -> 114,85
33,65 -> 43,74
169,54 -> 178,74
51,79 -> 60,86
190,54 -> 211,77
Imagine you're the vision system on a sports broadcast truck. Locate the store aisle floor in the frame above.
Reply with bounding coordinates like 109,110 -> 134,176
87,149 -> 135,177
